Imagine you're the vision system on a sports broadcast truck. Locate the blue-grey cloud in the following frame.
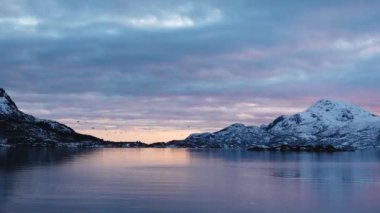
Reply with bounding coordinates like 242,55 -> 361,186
1,0 -> 380,141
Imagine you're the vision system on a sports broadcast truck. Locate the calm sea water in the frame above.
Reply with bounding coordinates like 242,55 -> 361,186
0,148 -> 379,213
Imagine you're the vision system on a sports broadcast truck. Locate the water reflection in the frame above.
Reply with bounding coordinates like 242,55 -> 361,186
0,147 -> 98,212
0,148 -> 95,171
0,148 -> 379,213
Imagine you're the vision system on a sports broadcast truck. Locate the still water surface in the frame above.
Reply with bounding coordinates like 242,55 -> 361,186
0,148 -> 380,213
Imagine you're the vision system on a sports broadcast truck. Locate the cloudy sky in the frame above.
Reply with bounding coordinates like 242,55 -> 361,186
1,0 -> 380,142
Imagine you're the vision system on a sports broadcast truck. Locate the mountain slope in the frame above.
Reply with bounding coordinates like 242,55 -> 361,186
2,87 -> 379,150
166,123 -> 271,148
265,99 -> 380,149
0,88 -> 101,145
168,99 -> 380,150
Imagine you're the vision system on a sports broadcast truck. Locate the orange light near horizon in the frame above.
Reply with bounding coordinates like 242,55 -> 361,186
78,128 -> 203,143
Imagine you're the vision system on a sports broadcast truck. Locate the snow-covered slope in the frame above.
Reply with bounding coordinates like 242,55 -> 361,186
0,88 -> 101,145
266,99 -> 380,149
2,87 -> 379,150
0,89 -> 18,115
267,99 -> 379,134
179,123 -> 271,148
171,99 -> 380,150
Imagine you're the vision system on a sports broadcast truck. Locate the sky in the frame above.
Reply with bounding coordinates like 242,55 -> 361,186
1,0 -> 380,143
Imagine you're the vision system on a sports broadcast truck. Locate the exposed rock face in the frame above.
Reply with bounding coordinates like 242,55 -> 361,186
168,99 -> 380,150
0,89 -> 18,113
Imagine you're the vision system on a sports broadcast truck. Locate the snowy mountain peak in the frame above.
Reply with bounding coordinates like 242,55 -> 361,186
171,98 -> 380,150
306,99 -> 377,121
0,88 -> 19,114
223,123 -> 246,129
265,99 -> 380,147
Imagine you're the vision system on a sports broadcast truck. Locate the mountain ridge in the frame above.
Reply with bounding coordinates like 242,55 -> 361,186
0,88 -> 20,115
0,88 -> 102,146
160,99 -> 380,150
1,88 -> 379,151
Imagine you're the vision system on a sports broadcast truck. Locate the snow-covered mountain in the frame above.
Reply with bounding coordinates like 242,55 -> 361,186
167,99 -> 380,150
0,89 -> 18,115
177,123 -> 271,148
0,88 -> 101,146
2,87 -> 379,151
265,99 -> 380,148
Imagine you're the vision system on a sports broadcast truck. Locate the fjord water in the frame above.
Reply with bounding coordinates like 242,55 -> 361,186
0,148 -> 379,213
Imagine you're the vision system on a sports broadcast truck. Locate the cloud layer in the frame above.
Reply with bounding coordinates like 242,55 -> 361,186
1,0 -> 380,142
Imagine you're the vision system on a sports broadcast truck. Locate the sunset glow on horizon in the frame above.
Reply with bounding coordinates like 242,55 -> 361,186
1,0 -> 380,142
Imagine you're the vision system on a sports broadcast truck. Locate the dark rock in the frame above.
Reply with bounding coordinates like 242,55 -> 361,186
265,115 -> 286,131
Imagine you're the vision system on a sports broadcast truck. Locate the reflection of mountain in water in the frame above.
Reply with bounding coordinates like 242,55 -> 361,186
0,148 -> 380,213
188,149 -> 380,185
188,149 -> 380,163
0,148 -> 95,171
0,147 -> 97,211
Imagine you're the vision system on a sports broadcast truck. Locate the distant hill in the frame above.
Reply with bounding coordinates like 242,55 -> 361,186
0,88 -> 146,148
2,88 -> 379,151
158,99 -> 380,151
